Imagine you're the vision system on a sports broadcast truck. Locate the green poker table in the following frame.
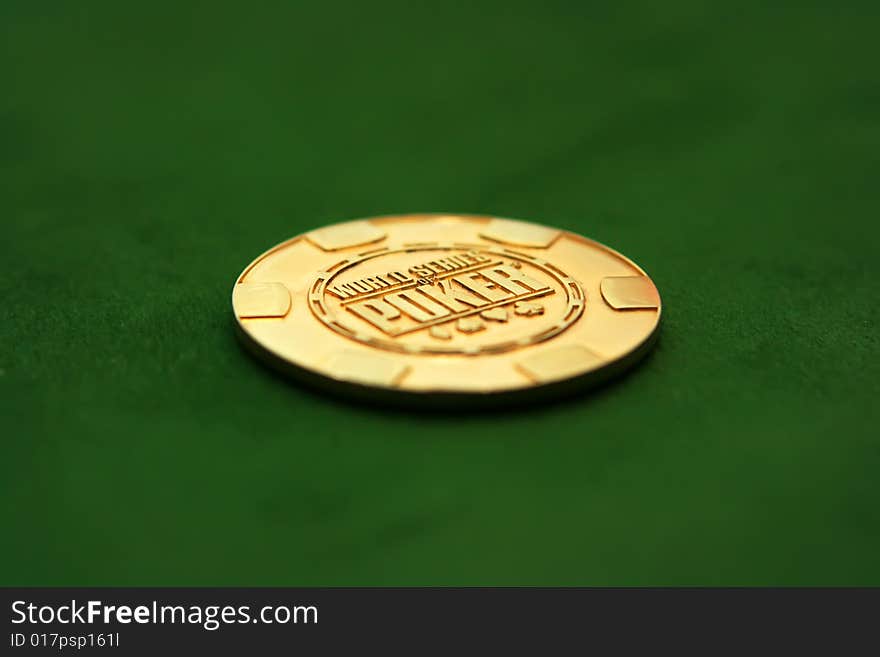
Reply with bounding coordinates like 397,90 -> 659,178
3,1 -> 878,585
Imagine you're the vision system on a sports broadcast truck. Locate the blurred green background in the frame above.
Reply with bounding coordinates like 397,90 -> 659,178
2,1 -> 878,585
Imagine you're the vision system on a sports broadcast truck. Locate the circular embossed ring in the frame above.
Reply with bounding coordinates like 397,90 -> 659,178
232,214 -> 661,405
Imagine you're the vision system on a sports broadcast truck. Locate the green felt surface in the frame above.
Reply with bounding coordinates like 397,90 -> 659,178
2,1 -> 879,585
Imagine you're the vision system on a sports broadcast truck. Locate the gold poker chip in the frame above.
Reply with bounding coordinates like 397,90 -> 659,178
232,214 -> 661,405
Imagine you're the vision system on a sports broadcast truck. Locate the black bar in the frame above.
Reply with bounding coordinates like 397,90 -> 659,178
2,588 -> 878,654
